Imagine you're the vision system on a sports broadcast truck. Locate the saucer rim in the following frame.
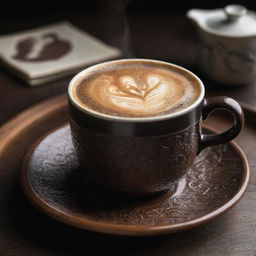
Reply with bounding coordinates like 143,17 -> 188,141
20,125 -> 250,236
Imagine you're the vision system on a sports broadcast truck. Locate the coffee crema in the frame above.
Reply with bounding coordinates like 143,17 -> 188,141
72,62 -> 201,117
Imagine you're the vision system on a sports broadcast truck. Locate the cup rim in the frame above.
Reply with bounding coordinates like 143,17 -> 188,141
68,59 -> 205,123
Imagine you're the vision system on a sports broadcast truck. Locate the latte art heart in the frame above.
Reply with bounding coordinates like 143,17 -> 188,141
73,63 -> 200,117
102,75 -> 177,113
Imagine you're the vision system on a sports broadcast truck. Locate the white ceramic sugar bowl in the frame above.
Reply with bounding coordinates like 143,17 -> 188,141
187,5 -> 256,85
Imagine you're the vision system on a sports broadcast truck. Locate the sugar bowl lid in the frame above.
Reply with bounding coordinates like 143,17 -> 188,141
188,5 -> 256,37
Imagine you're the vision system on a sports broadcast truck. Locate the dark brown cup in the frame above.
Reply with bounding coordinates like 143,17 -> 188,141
68,59 -> 244,197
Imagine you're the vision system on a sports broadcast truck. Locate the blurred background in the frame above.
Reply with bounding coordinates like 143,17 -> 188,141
0,0 -> 255,125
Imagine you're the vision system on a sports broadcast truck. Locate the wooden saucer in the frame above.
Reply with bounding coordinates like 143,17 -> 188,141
20,125 -> 249,236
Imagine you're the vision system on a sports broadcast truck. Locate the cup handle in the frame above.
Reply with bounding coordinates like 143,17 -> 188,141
198,96 -> 244,153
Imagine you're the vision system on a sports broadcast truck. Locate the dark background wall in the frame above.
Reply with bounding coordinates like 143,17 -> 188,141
1,0 -> 255,20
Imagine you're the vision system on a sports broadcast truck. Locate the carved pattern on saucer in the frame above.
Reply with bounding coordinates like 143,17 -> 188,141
28,126 -> 243,226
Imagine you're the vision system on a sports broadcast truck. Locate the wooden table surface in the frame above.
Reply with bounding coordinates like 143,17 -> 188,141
0,10 -> 255,256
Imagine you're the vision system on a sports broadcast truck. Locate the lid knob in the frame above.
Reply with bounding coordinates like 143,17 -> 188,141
224,5 -> 247,22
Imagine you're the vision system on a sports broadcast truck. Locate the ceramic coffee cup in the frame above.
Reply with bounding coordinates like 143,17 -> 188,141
68,59 -> 244,197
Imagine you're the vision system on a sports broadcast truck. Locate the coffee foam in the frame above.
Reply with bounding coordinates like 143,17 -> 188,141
72,62 -> 201,117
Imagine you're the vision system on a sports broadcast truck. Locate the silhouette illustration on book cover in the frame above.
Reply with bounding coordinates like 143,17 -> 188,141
13,33 -> 72,62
